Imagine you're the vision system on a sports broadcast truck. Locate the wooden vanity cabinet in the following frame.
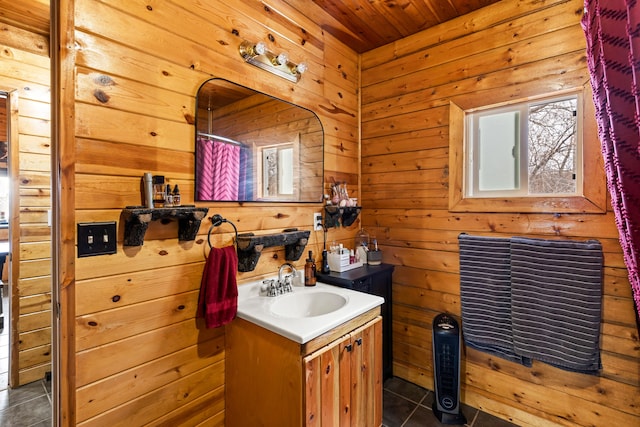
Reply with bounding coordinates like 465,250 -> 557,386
226,308 -> 383,427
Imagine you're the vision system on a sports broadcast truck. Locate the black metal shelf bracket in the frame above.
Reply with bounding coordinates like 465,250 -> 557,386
236,229 -> 310,272
121,205 -> 209,246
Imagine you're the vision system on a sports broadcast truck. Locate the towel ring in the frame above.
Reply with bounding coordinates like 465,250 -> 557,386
207,214 -> 238,249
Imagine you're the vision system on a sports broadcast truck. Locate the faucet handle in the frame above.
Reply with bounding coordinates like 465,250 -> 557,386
282,276 -> 293,293
261,279 -> 278,297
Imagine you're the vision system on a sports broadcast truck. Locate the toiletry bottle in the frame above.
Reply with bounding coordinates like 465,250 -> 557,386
321,249 -> 330,274
305,250 -> 316,286
152,175 -> 165,208
164,184 -> 173,207
172,185 -> 181,206
143,172 -> 153,209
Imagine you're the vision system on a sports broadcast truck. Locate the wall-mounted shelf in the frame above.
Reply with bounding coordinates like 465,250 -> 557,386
324,206 -> 361,228
122,206 -> 209,246
236,229 -> 310,272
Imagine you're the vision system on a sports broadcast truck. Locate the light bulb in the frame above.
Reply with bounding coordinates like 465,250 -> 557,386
296,62 -> 308,74
254,42 -> 266,55
276,52 -> 289,65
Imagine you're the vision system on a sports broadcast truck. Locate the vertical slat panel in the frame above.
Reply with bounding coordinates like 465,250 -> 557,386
320,345 -> 340,426
304,354 -> 321,426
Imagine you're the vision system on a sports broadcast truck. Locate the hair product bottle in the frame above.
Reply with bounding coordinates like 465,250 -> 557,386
172,185 -> 181,206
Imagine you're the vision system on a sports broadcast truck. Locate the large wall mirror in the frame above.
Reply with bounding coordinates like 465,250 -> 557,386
195,78 -> 324,202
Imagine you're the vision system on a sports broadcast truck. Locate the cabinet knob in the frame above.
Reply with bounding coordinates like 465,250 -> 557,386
345,344 -> 352,352
355,338 -> 362,346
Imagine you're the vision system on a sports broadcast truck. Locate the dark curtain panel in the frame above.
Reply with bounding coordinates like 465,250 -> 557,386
582,0 -> 640,317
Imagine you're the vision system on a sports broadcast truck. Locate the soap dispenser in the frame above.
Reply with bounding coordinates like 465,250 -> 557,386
304,250 -> 317,286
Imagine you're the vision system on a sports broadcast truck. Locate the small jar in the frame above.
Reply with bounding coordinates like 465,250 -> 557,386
152,175 -> 165,208
164,184 -> 174,207
355,228 -> 370,249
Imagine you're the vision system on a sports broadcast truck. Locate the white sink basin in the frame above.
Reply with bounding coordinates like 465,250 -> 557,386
270,291 -> 348,318
236,280 -> 384,343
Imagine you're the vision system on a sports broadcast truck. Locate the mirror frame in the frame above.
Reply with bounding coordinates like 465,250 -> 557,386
195,78 -> 324,203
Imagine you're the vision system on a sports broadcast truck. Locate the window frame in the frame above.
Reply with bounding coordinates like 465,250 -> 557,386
449,84 -> 606,213
466,93 -> 582,198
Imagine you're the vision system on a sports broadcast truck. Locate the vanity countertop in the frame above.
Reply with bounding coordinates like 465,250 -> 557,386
236,279 -> 384,344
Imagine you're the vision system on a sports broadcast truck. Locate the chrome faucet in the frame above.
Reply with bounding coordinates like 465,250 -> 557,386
261,263 -> 297,297
278,263 -> 296,294
278,262 -> 297,284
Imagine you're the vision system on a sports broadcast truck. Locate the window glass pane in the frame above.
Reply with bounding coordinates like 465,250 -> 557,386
477,112 -> 519,191
278,148 -> 294,195
528,98 -> 577,194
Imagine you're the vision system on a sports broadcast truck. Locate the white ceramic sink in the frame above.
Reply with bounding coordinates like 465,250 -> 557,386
236,280 -> 384,343
270,291 -> 348,318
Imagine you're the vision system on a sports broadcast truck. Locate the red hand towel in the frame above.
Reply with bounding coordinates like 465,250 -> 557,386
198,245 -> 238,328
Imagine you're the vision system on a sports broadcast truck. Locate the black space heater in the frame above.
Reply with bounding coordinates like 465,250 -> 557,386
432,313 -> 466,425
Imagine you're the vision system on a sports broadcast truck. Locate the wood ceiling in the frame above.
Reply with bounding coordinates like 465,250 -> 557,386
305,0 -> 502,52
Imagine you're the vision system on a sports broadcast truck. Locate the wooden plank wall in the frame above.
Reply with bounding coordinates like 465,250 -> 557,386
360,0 -> 639,426
0,9 -> 53,386
65,0 -> 359,424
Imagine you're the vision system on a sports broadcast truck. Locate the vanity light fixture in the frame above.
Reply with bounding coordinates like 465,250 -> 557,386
239,40 -> 307,83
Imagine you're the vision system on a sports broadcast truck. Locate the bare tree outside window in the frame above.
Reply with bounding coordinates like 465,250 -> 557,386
528,99 -> 578,194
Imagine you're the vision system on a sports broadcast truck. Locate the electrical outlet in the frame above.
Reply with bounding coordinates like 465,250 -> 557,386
313,212 -> 323,231
77,222 -> 117,257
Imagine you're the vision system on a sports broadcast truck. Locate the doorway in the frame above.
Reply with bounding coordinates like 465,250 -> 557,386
0,92 -> 11,393
0,90 -> 53,425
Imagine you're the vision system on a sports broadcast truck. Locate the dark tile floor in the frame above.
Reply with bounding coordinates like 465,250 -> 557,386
0,286 -> 52,426
383,377 -> 520,427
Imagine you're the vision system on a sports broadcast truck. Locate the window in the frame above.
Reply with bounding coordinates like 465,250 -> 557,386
448,84 -> 607,213
466,95 -> 581,198
257,139 -> 299,200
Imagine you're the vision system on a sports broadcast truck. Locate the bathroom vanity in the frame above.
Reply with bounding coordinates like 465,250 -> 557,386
226,281 -> 384,426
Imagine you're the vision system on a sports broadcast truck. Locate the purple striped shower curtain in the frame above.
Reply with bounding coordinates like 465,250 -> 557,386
582,0 -> 640,318
196,138 -> 241,201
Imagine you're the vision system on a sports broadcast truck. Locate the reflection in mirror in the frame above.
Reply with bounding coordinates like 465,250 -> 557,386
195,78 -> 324,202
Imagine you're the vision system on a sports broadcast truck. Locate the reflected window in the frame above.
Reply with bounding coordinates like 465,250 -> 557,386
258,141 -> 297,199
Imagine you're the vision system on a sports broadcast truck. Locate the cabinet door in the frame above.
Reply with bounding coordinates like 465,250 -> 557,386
303,317 -> 383,427
304,334 -> 351,426
349,317 -> 383,427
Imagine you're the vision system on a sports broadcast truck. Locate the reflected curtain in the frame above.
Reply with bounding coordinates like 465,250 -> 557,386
196,138 -> 242,201
196,137 -> 215,201
582,0 -> 640,317
211,141 -> 240,200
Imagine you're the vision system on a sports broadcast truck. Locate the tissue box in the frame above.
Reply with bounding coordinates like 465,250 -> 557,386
328,252 -> 363,272
367,250 -> 383,265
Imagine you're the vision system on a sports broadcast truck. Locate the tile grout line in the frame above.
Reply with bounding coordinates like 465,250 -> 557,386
383,386 -> 429,407
399,394 -> 426,427
467,408 -> 479,427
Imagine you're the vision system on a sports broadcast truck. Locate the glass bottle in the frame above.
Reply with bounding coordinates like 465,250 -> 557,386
304,250 -> 316,286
